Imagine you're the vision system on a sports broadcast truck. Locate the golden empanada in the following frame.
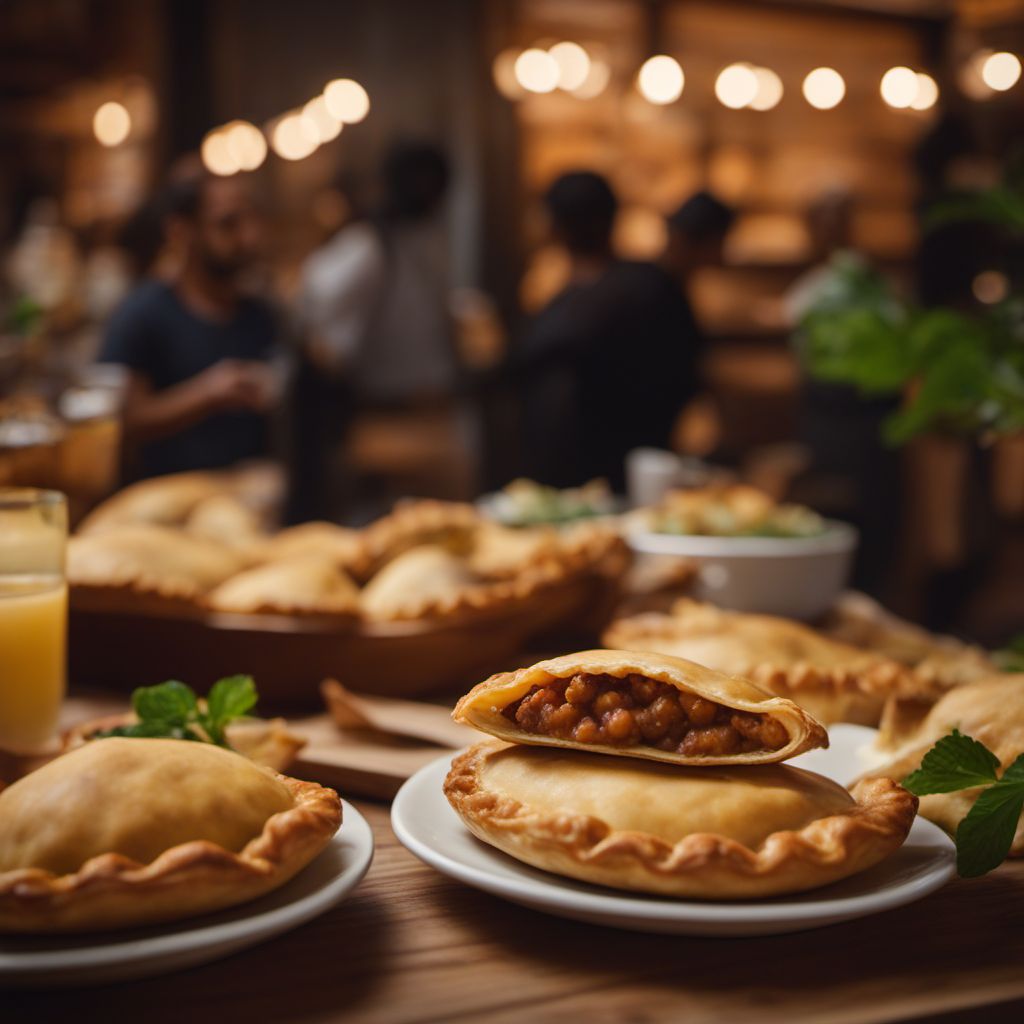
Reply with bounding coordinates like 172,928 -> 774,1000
185,494 -> 267,549
863,674 -> 1024,856
467,522 -> 559,578
445,742 -> 916,898
0,738 -> 341,932
604,600 -> 917,725
822,591 -> 996,688
76,472 -> 226,535
360,545 -> 480,620
258,521 -> 362,567
68,524 -> 248,602
453,649 -> 827,765
206,555 -> 360,616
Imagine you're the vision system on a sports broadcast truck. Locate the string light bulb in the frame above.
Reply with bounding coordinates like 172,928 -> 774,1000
802,67 -> 845,109
715,63 -> 758,109
514,48 -> 560,93
749,67 -> 784,111
93,101 -> 131,147
323,78 -> 370,123
911,72 -> 939,111
201,129 -> 240,176
981,51 -> 1022,91
549,41 -> 591,91
880,66 -> 919,108
638,55 -> 685,105
271,113 -> 318,161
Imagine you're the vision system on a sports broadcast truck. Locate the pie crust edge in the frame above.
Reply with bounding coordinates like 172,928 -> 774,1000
0,773 -> 342,932
444,741 -> 918,899
602,609 -> 930,727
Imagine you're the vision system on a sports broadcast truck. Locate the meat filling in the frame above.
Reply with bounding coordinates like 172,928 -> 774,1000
502,673 -> 788,756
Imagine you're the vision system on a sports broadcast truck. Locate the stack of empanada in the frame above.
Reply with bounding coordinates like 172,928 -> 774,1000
71,482 -> 630,627
445,650 -> 917,899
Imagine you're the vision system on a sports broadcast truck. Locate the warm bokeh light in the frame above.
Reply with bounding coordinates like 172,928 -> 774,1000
549,41 -> 591,92
880,66 -> 919,108
271,113 -> 319,161
223,120 -> 267,171
638,55 -> 684,105
715,63 -> 758,109
303,96 -> 342,143
571,57 -> 610,99
973,270 -> 1009,304
200,129 -> 240,176
911,72 -> 939,111
514,48 -> 559,93
323,78 -> 370,123
802,67 -> 845,109
93,101 -> 131,147
492,48 -> 526,100
749,67 -> 784,111
981,51 -> 1022,91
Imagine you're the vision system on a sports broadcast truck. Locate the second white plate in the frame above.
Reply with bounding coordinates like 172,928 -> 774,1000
391,726 -> 955,937
0,800 -> 374,989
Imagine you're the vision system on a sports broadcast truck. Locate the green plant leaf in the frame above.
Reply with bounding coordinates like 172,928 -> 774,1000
131,681 -> 198,725
202,675 -> 257,744
955,779 -> 1024,877
903,730 -> 1001,795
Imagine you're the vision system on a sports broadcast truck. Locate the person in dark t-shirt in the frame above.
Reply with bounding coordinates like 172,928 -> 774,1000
515,172 -> 701,491
100,172 -> 278,479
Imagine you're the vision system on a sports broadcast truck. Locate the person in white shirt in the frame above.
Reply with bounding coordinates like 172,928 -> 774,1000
289,142 -> 469,520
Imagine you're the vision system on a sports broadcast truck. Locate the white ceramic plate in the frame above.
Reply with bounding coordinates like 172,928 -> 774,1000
0,800 -> 374,989
391,726 -> 955,936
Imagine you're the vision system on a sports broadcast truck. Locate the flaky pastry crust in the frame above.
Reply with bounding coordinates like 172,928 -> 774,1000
0,767 -> 340,933
359,524 -> 628,623
863,674 -> 1024,857
453,648 -> 827,765
205,555 -> 361,618
821,591 -> 996,690
604,600 -> 922,725
445,742 -> 917,899
67,525 -> 250,611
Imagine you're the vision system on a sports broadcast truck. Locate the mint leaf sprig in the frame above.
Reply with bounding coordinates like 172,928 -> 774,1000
903,729 -> 1024,877
95,676 -> 258,748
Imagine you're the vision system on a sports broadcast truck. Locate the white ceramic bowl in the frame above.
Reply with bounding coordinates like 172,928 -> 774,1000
626,520 -> 858,621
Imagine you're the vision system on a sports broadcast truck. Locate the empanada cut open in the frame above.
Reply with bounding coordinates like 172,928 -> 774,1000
453,649 -> 827,765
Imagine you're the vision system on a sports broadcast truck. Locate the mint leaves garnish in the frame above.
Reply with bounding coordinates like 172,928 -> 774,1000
903,729 -> 1024,877
95,676 -> 258,748
903,729 -> 1001,793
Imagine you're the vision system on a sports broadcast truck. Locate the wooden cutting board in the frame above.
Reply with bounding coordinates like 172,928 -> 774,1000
289,684 -> 485,799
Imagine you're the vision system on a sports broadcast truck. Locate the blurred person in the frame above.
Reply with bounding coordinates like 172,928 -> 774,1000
663,190 -> 736,292
99,171 -> 278,480
292,140 -> 466,521
514,172 -> 700,491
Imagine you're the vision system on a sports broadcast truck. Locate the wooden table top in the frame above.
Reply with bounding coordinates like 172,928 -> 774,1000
8,799 -> 1024,1023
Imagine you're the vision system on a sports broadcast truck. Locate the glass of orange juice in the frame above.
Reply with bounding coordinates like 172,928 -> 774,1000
0,488 -> 67,752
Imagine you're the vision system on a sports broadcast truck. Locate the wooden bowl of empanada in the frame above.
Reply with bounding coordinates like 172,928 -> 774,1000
70,559 -> 624,709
